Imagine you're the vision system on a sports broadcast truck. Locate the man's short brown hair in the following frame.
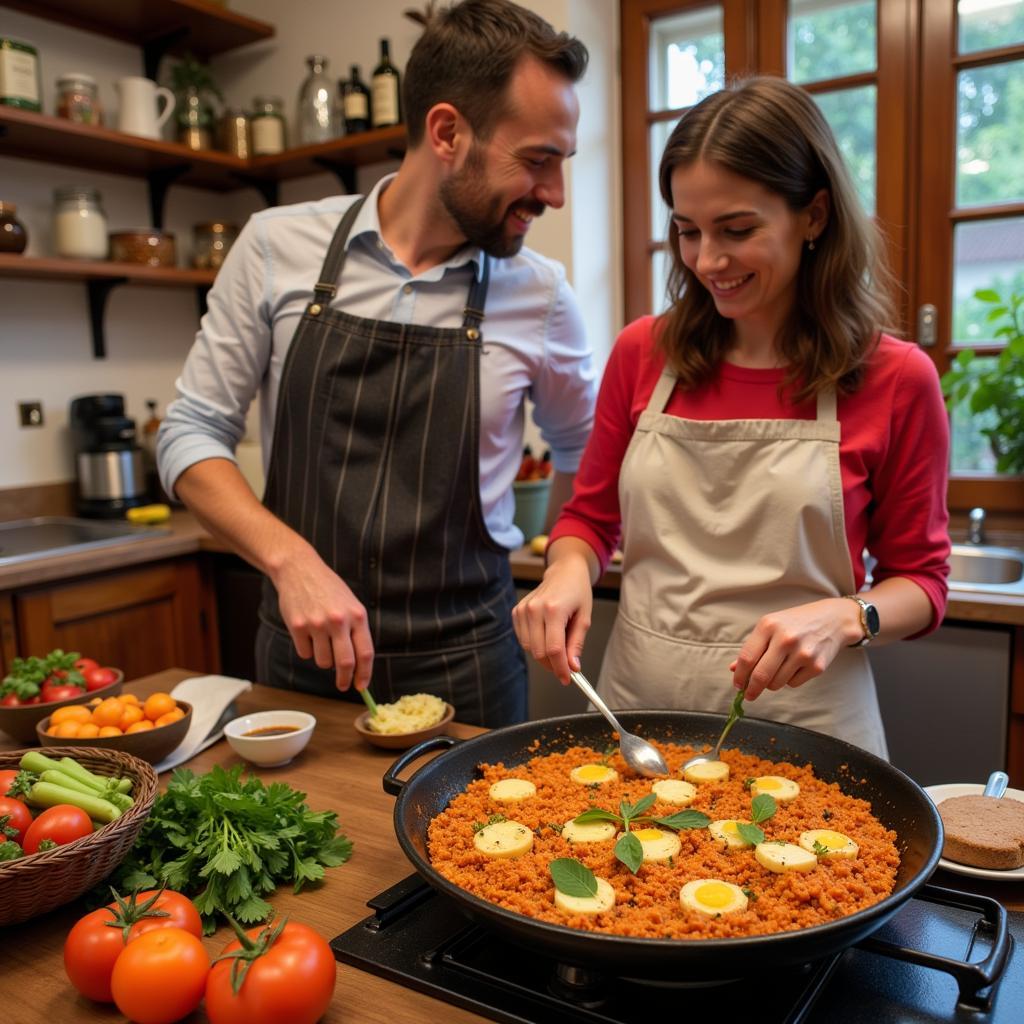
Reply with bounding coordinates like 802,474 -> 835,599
403,0 -> 588,146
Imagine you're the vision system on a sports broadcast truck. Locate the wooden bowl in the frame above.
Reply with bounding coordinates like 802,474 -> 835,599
0,669 -> 124,745
354,701 -> 455,750
36,700 -> 192,765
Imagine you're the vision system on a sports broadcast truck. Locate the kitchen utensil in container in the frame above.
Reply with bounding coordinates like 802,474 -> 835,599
682,687 -> 746,772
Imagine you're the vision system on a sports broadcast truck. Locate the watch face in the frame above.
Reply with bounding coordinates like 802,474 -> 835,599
864,602 -> 880,636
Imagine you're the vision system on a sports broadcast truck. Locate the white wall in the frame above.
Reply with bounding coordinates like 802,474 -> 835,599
0,0 -> 620,489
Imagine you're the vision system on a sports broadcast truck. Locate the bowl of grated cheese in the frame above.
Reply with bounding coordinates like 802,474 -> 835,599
354,693 -> 455,749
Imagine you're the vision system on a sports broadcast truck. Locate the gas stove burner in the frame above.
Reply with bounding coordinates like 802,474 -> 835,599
549,963 -> 607,1009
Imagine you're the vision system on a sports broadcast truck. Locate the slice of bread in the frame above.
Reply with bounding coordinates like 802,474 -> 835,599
938,794 -> 1024,870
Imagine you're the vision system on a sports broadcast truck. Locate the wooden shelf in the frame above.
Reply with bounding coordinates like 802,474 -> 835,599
250,125 -> 407,183
0,254 -> 216,286
0,0 -> 274,62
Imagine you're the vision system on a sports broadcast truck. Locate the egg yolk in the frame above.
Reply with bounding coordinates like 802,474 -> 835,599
633,828 -> 663,842
722,821 -> 739,834
815,830 -> 849,849
754,777 -> 781,790
575,765 -> 611,782
695,882 -> 735,909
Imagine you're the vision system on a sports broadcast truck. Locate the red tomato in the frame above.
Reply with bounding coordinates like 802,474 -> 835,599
0,795 -> 31,845
0,769 -> 18,797
84,666 -> 119,691
110,927 -> 209,1024
40,682 -> 86,703
22,804 -> 93,854
74,657 -> 100,672
0,693 -> 22,706
205,920 -> 337,1024
64,890 -> 203,1003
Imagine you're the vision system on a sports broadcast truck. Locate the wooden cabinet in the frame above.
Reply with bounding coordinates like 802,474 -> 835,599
5,556 -> 219,679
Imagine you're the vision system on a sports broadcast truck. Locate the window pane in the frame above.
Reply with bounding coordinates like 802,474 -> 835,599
951,217 -> 1024,348
651,249 -> 672,315
949,364 -> 1000,474
648,7 -> 724,113
813,86 -> 877,214
789,0 -> 877,85
956,60 -> 1024,207
649,119 -> 677,238
959,0 -> 1024,54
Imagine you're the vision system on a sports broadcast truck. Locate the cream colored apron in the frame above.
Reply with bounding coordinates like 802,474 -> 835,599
597,369 -> 888,757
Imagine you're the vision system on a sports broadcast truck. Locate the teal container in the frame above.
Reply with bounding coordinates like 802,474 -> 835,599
512,478 -> 551,541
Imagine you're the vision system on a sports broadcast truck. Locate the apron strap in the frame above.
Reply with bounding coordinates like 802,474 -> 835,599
462,253 -> 490,335
816,387 -> 837,422
648,369 -> 678,413
311,196 -> 368,305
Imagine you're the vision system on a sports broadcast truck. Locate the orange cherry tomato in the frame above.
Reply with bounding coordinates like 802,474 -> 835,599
77,722 -> 101,738
53,721 -> 82,738
118,705 -> 145,730
143,693 -> 177,722
119,693 -> 140,705
154,708 -> 185,728
91,698 -> 125,727
50,705 -> 91,725
98,725 -> 123,737
126,720 -> 155,733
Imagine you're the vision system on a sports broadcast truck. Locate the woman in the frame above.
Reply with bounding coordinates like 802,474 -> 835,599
512,76 -> 950,756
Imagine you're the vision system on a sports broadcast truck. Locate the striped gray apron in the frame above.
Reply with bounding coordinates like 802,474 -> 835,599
255,198 -> 527,727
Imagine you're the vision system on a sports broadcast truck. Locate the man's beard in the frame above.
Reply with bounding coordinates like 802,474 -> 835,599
439,145 -> 544,258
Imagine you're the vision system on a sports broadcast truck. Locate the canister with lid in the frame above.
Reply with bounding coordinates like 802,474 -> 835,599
56,72 -> 102,124
53,186 -> 108,260
218,109 -> 252,158
251,96 -> 286,155
0,36 -> 41,111
192,222 -> 238,269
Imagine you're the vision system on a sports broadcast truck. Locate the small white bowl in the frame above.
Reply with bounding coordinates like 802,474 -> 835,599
223,709 -> 316,767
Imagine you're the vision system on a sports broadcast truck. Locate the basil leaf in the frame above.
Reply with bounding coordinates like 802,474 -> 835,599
736,823 -> 765,846
630,794 -> 657,818
550,857 -> 599,898
615,831 -> 644,874
573,808 -> 622,825
653,810 -> 711,831
751,793 -> 777,824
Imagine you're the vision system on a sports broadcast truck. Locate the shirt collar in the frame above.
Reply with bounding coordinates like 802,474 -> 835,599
348,173 -> 485,282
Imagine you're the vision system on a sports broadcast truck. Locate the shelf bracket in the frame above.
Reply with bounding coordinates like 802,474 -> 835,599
313,159 -> 357,195
231,174 -> 279,208
86,277 -> 127,359
142,29 -> 189,82
147,165 -> 191,230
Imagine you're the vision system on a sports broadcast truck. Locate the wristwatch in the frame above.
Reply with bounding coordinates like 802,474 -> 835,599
844,595 -> 880,647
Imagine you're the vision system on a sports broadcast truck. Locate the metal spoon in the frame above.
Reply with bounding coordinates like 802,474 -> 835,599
983,770 -> 1009,798
682,688 -> 746,772
569,670 -> 668,778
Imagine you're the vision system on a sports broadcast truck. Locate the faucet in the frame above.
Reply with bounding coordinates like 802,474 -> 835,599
967,507 -> 986,545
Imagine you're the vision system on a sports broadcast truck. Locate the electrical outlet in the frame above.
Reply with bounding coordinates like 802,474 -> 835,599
18,401 -> 43,427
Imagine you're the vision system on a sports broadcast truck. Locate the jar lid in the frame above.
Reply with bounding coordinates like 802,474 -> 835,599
109,229 -> 175,240
57,72 -> 97,87
193,222 -> 239,233
54,185 -> 101,202
0,201 -> 16,214
253,96 -> 283,108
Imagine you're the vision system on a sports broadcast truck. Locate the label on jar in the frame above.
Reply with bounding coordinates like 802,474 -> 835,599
371,76 -> 399,127
344,92 -> 369,120
0,46 -> 40,105
252,115 -> 284,155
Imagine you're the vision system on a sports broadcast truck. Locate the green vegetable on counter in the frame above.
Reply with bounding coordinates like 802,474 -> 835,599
109,764 -> 353,934
27,780 -> 121,823
19,751 -> 133,815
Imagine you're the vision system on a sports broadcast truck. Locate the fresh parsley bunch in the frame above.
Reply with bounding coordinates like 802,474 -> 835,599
111,764 -> 352,933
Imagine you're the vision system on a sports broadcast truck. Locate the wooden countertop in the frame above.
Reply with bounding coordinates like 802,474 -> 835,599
2,510 -> 1024,625
1,668 -> 1021,1022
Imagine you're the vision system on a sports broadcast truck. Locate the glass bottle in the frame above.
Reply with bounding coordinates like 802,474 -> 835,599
339,64 -> 370,135
297,54 -> 338,145
176,85 -> 214,150
56,72 -> 102,125
0,200 -> 27,253
218,108 -> 251,158
251,96 -> 286,155
53,186 -> 108,260
371,38 -> 401,129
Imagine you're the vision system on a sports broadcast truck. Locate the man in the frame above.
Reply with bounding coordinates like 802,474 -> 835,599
157,0 -> 596,726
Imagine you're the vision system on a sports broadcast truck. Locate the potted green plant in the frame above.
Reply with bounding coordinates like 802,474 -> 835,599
941,285 -> 1024,475
166,53 -> 224,151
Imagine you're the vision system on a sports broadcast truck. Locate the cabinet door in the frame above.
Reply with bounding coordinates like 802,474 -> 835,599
13,558 -> 218,679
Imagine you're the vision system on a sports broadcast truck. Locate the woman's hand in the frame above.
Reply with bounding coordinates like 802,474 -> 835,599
731,597 -> 863,700
512,546 -> 595,683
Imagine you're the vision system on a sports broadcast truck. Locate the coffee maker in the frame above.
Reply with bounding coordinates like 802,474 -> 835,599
69,394 -> 148,517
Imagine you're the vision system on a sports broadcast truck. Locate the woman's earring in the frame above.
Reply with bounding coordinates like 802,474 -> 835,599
807,238 -> 816,252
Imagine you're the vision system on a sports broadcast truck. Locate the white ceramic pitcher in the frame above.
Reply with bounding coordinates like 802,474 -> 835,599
116,76 -> 175,138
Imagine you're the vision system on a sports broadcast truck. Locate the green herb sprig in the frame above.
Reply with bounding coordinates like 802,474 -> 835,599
472,814 -> 507,834
735,793 -> 778,846
572,794 -> 710,874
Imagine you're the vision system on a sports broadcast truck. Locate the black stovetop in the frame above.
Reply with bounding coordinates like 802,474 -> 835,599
331,875 -> 1020,1024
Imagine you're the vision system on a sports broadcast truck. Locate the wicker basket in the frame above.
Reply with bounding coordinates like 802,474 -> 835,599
0,746 -> 158,925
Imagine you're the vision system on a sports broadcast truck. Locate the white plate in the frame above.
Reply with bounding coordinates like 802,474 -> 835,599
924,783 -> 1024,881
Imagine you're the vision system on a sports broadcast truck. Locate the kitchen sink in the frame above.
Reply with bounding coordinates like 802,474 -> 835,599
947,542 -> 1024,594
0,516 -> 169,567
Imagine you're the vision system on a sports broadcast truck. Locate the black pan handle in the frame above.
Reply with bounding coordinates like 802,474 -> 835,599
382,735 -> 458,796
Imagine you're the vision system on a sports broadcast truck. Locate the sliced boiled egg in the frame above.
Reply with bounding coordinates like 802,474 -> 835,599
683,760 -> 730,783
799,829 -> 859,860
562,818 -> 617,844
651,779 -> 697,806
750,776 -> 800,801
619,827 -> 681,864
754,841 -> 817,874
570,763 -> 619,785
488,778 -> 536,802
708,819 -> 754,849
473,819 -> 534,858
554,876 -> 616,916
680,879 -> 749,917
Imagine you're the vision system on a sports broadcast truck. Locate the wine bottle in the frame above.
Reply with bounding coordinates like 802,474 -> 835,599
370,38 -> 401,129
340,64 -> 370,134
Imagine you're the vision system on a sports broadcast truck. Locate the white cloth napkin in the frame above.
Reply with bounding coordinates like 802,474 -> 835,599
152,674 -> 253,774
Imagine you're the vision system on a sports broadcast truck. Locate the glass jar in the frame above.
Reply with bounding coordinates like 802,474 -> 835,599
109,229 -> 176,266
176,85 -> 214,150
0,36 -> 41,111
251,96 -> 286,155
53,186 -> 108,260
192,222 -> 238,269
56,72 -> 102,125
218,109 -> 251,158
0,200 -> 27,253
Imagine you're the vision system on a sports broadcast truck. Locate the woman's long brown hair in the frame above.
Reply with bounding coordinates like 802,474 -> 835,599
656,76 -> 898,402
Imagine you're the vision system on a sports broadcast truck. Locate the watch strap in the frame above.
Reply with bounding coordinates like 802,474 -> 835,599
843,595 -> 876,647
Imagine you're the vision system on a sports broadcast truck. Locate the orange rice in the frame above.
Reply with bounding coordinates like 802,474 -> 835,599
427,740 -> 900,939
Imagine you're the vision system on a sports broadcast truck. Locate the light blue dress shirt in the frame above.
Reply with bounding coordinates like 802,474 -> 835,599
157,174 -> 597,549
